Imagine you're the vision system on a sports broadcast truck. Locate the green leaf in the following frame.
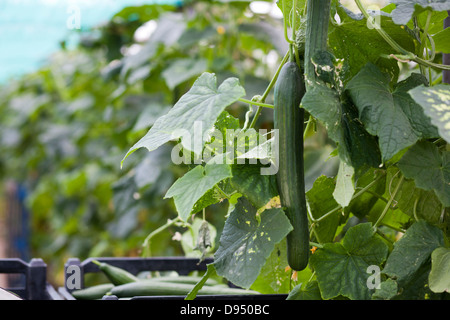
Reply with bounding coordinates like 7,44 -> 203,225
122,73 -> 246,166
164,163 -> 232,221
397,140 -> 450,207
382,220 -> 445,287
229,164 -> 279,209
276,0 -> 306,30
306,175 -> 341,243
345,169 -> 386,219
286,281 -> 322,300
161,58 -> 208,90
346,63 -> 439,162
250,240 -> 292,294
329,5 -> 415,84
389,166 -> 444,225
428,247 -> 450,293
433,27 -> 450,53
408,84 -> 450,144
390,0 -> 450,25
301,82 -> 381,175
213,197 -> 293,289
406,9 -> 450,34
309,222 -> 389,300
333,161 -> 355,208
371,278 -> 399,300
301,83 -> 342,144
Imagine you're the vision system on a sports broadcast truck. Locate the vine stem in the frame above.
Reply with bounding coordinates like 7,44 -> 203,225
308,170 -> 386,224
419,10 -> 433,83
142,217 -> 183,257
238,98 -> 274,109
248,49 -> 290,129
373,175 -> 404,230
282,0 -> 294,44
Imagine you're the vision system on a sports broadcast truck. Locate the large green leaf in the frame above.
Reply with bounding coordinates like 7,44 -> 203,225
276,0 -> 306,29
310,223 -> 389,300
213,197 -> 293,289
286,281 -> 322,300
433,27 -> 450,53
382,220 -> 445,287
229,164 -> 279,209
345,169 -> 386,219
346,63 -> 439,162
371,279 -> 398,300
397,141 -> 450,207
301,82 -> 381,176
390,0 -> 450,25
428,247 -> 450,293
306,175 -> 341,243
329,5 -> 415,84
408,84 -> 450,144
164,163 -> 232,221
250,240 -> 293,294
121,72 -> 246,166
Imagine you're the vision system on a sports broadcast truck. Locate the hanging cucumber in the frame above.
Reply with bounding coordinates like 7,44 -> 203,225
273,46 -> 309,271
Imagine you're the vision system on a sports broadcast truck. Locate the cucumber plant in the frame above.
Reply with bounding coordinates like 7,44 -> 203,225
0,0 -> 448,300
122,0 -> 450,300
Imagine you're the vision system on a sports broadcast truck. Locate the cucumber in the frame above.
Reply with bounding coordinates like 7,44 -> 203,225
109,280 -> 259,298
92,260 -> 139,285
71,283 -> 114,300
146,275 -> 220,286
273,57 -> 309,271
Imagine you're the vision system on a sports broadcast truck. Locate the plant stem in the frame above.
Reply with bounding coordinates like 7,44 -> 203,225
248,50 -> 290,129
373,175 -> 404,230
214,184 -> 230,200
142,217 -> 182,257
311,170 -> 385,223
355,0 -> 450,71
309,241 -> 323,248
354,0 -> 408,55
420,10 -> 433,83
238,98 -> 274,109
375,228 -> 394,244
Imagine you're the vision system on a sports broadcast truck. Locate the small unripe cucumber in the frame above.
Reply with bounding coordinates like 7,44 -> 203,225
71,283 -> 114,300
273,61 -> 309,271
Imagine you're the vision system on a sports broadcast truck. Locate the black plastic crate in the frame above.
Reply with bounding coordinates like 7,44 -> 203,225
0,258 -> 62,300
59,257 -> 287,300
